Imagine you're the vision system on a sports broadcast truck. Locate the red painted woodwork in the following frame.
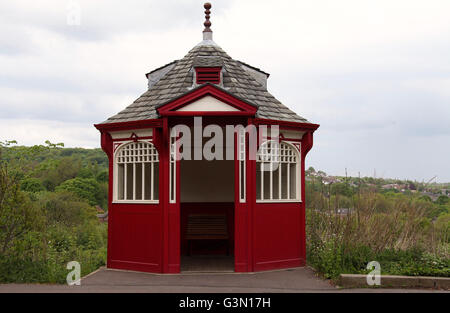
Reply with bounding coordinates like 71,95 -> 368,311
94,118 -> 162,132
300,131 -> 314,265
252,203 -> 303,271
234,129 -> 248,271
97,112 -> 318,274
195,67 -> 221,84
254,118 -> 319,131
108,204 -> 163,272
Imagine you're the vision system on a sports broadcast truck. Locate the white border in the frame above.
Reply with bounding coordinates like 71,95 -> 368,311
112,139 -> 160,204
256,140 -> 302,203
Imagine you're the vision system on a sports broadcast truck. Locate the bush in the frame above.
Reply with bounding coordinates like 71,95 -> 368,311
20,178 -> 45,193
0,142 -> 108,284
39,191 -> 97,227
55,177 -> 101,206
306,188 -> 450,280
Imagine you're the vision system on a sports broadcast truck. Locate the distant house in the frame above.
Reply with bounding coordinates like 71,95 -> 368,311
382,184 -> 404,190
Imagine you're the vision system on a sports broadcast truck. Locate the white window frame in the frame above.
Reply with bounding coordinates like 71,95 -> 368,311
113,140 -> 160,204
256,140 -> 301,203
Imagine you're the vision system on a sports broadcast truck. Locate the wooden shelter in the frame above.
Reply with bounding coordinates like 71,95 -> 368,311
95,3 -> 319,273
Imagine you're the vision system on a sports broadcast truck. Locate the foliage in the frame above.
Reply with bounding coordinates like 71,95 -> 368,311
55,178 -> 102,206
305,178 -> 450,281
0,140 -> 108,283
0,164 -> 45,255
20,178 -> 45,193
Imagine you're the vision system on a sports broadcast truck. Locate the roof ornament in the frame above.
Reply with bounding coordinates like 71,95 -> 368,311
203,3 -> 213,41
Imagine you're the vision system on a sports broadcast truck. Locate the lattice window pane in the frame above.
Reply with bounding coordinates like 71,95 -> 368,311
115,141 -> 159,202
289,163 -> 297,199
281,163 -> 288,199
144,163 -> 152,200
257,141 -> 299,201
126,163 -> 133,200
154,163 -> 159,201
118,164 -> 124,200
273,165 -> 280,200
256,163 -> 262,200
135,163 -> 143,200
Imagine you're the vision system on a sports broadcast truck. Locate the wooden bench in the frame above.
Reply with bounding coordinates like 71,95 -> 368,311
185,214 -> 229,255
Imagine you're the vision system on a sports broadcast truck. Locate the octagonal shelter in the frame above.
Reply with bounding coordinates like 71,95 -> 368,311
95,3 -> 319,273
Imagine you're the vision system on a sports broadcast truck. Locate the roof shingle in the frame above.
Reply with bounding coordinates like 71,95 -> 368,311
100,42 -> 310,124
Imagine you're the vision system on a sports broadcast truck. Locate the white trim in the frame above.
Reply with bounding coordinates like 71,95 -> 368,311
142,163 -> 145,200
256,140 -> 301,203
109,129 -> 153,139
133,163 -> 136,200
169,133 -> 177,204
256,200 -> 302,204
150,162 -> 154,200
113,200 -> 159,204
113,140 -> 159,204
270,161 -> 273,200
124,163 -> 128,200
238,128 -> 246,203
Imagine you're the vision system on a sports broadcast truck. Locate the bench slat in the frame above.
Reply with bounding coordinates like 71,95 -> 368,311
186,214 -> 229,240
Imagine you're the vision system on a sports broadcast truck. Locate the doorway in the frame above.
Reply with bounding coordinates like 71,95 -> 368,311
179,158 -> 235,272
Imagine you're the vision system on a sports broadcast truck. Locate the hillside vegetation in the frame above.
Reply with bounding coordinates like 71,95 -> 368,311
305,168 -> 450,280
0,141 -> 108,283
0,141 -> 448,283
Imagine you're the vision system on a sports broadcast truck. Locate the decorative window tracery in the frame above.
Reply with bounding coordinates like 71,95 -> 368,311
256,141 -> 300,202
115,142 -> 159,203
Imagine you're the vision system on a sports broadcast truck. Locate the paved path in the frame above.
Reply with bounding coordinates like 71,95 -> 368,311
0,267 -> 446,293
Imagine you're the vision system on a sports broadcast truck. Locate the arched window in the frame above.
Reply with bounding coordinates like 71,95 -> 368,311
256,141 -> 300,202
114,141 -> 159,203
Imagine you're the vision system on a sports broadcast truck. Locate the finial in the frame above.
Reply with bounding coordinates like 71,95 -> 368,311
203,3 -> 213,40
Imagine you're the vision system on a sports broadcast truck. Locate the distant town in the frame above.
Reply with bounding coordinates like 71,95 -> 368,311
306,167 -> 449,202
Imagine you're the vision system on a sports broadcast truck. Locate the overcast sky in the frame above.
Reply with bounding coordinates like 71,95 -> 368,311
1,0 -> 449,182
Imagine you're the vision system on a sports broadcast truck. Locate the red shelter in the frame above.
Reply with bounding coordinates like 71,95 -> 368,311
95,3 -> 319,274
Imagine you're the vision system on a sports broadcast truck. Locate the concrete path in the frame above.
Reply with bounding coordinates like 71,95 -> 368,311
0,267 -> 447,293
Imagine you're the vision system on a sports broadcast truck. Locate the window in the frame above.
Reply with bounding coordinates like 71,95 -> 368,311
195,67 -> 221,84
256,141 -> 300,202
115,141 -> 159,203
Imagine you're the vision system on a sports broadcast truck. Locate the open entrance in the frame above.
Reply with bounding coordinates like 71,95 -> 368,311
179,157 -> 235,272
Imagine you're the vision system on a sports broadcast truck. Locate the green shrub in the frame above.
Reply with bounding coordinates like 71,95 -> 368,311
20,178 -> 45,193
55,177 -> 101,206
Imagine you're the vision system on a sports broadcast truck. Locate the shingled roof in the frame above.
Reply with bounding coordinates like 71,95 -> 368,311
100,40 -> 310,125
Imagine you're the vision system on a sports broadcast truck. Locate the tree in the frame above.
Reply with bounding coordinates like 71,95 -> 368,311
20,178 -> 45,193
55,177 -> 101,206
39,191 -> 96,227
0,163 -> 44,254
38,157 -> 81,191
436,195 -> 449,205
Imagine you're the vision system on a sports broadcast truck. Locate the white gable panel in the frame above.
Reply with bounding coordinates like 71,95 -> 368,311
177,95 -> 240,112
109,128 -> 153,139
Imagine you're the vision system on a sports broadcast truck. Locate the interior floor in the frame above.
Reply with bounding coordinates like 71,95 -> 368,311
180,255 -> 234,273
